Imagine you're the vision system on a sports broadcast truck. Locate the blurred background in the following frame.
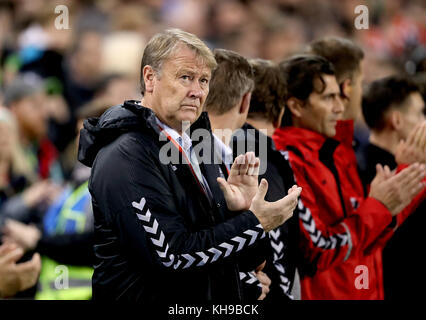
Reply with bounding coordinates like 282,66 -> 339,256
0,0 -> 425,299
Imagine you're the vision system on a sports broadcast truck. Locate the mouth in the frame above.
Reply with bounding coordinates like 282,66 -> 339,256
181,105 -> 199,111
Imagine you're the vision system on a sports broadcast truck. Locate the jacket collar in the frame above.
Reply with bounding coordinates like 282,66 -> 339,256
273,126 -> 328,154
122,100 -> 213,136
78,100 -> 213,167
334,119 -> 354,147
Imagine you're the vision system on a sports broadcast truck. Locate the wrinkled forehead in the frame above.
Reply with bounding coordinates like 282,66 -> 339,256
165,44 -> 213,72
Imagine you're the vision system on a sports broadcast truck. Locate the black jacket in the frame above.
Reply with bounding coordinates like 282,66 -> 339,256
232,124 -> 301,300
362,143 -> 426,300
78,100 -> 266,301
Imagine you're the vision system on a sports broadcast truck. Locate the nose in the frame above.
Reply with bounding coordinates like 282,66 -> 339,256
333,95 -> 345,114
188,81 -> 204,99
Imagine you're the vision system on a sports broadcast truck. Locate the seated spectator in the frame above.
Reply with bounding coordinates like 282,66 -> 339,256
0,107 -> 37,209
3,73 -> 63,183
1,75 -> 62,226
362,75 -> 426,300
0,106 -> 59,227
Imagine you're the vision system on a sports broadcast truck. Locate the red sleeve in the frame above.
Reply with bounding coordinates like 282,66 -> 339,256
291,158 -> 393,272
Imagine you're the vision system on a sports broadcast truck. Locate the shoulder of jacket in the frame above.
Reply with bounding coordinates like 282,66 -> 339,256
97,130 -> 159,164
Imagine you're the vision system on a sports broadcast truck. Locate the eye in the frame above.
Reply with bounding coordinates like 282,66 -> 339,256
200,78 -> 209,85
181,75 -> 190,80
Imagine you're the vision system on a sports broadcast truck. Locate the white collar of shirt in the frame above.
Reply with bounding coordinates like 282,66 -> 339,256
155,117 -> 192,154
155,116 -> 214,201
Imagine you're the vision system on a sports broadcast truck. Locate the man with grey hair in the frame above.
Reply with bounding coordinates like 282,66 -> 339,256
78,29 -> 301,301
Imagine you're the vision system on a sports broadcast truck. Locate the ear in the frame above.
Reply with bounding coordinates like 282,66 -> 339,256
341,78 -> 352,99
286,97 -> 303,118
273,107 -> 285,129
143,65 -> 156,93
389,110 -> 403,131
239,91 -> 252,114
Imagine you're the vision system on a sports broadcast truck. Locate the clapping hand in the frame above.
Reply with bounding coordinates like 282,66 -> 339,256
217,152 -> 260,211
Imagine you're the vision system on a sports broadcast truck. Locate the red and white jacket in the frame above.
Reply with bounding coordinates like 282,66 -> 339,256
273,124 -> 394,300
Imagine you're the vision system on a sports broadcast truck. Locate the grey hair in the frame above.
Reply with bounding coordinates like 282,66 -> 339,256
140,28 -> 217,94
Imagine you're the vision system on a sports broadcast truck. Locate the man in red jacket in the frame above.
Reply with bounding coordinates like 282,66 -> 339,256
273,54 -> 426,299
306,37 -> 426,299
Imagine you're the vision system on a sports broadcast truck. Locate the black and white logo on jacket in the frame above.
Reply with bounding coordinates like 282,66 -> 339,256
132,197 -> 266,270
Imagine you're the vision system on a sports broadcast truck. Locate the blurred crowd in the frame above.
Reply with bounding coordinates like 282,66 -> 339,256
0,0 -> 425,300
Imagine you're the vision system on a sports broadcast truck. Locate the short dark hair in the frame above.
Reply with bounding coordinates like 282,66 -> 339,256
306,37 -> 364,84
248,59 -> 287,123
362,76 -> 421,131
279,54 -> 335,126
204,49 -> 254,115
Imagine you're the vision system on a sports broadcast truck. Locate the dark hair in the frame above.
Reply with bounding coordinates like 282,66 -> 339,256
362,76 -> 420,130
248,59 -> 286,123
279,54 -> 335,126
306,37 -> 364,84
204,48 -> 254,115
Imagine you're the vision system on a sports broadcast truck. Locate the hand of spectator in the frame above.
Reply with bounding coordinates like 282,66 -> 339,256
22,180 -> 63,208
369,163 -> 426,216
217,152 -> 260,211
250,180 -> 302,232
2,219 -> 42,252
395,121 -> 426,165
0,243 -> 41,298
45,95 -> 70,124
255,261 -> 271,300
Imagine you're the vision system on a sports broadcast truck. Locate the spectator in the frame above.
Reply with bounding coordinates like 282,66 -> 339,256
3,74 -> 63,183
1,75 -> 62,226
0,107 -> 37,209
362,75 -> 426,300
0,97 -> 114,300
273,54 -> 425,299
0,243 -> 41,298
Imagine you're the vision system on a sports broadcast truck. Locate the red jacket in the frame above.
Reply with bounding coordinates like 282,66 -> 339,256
273,124 -> 394,299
